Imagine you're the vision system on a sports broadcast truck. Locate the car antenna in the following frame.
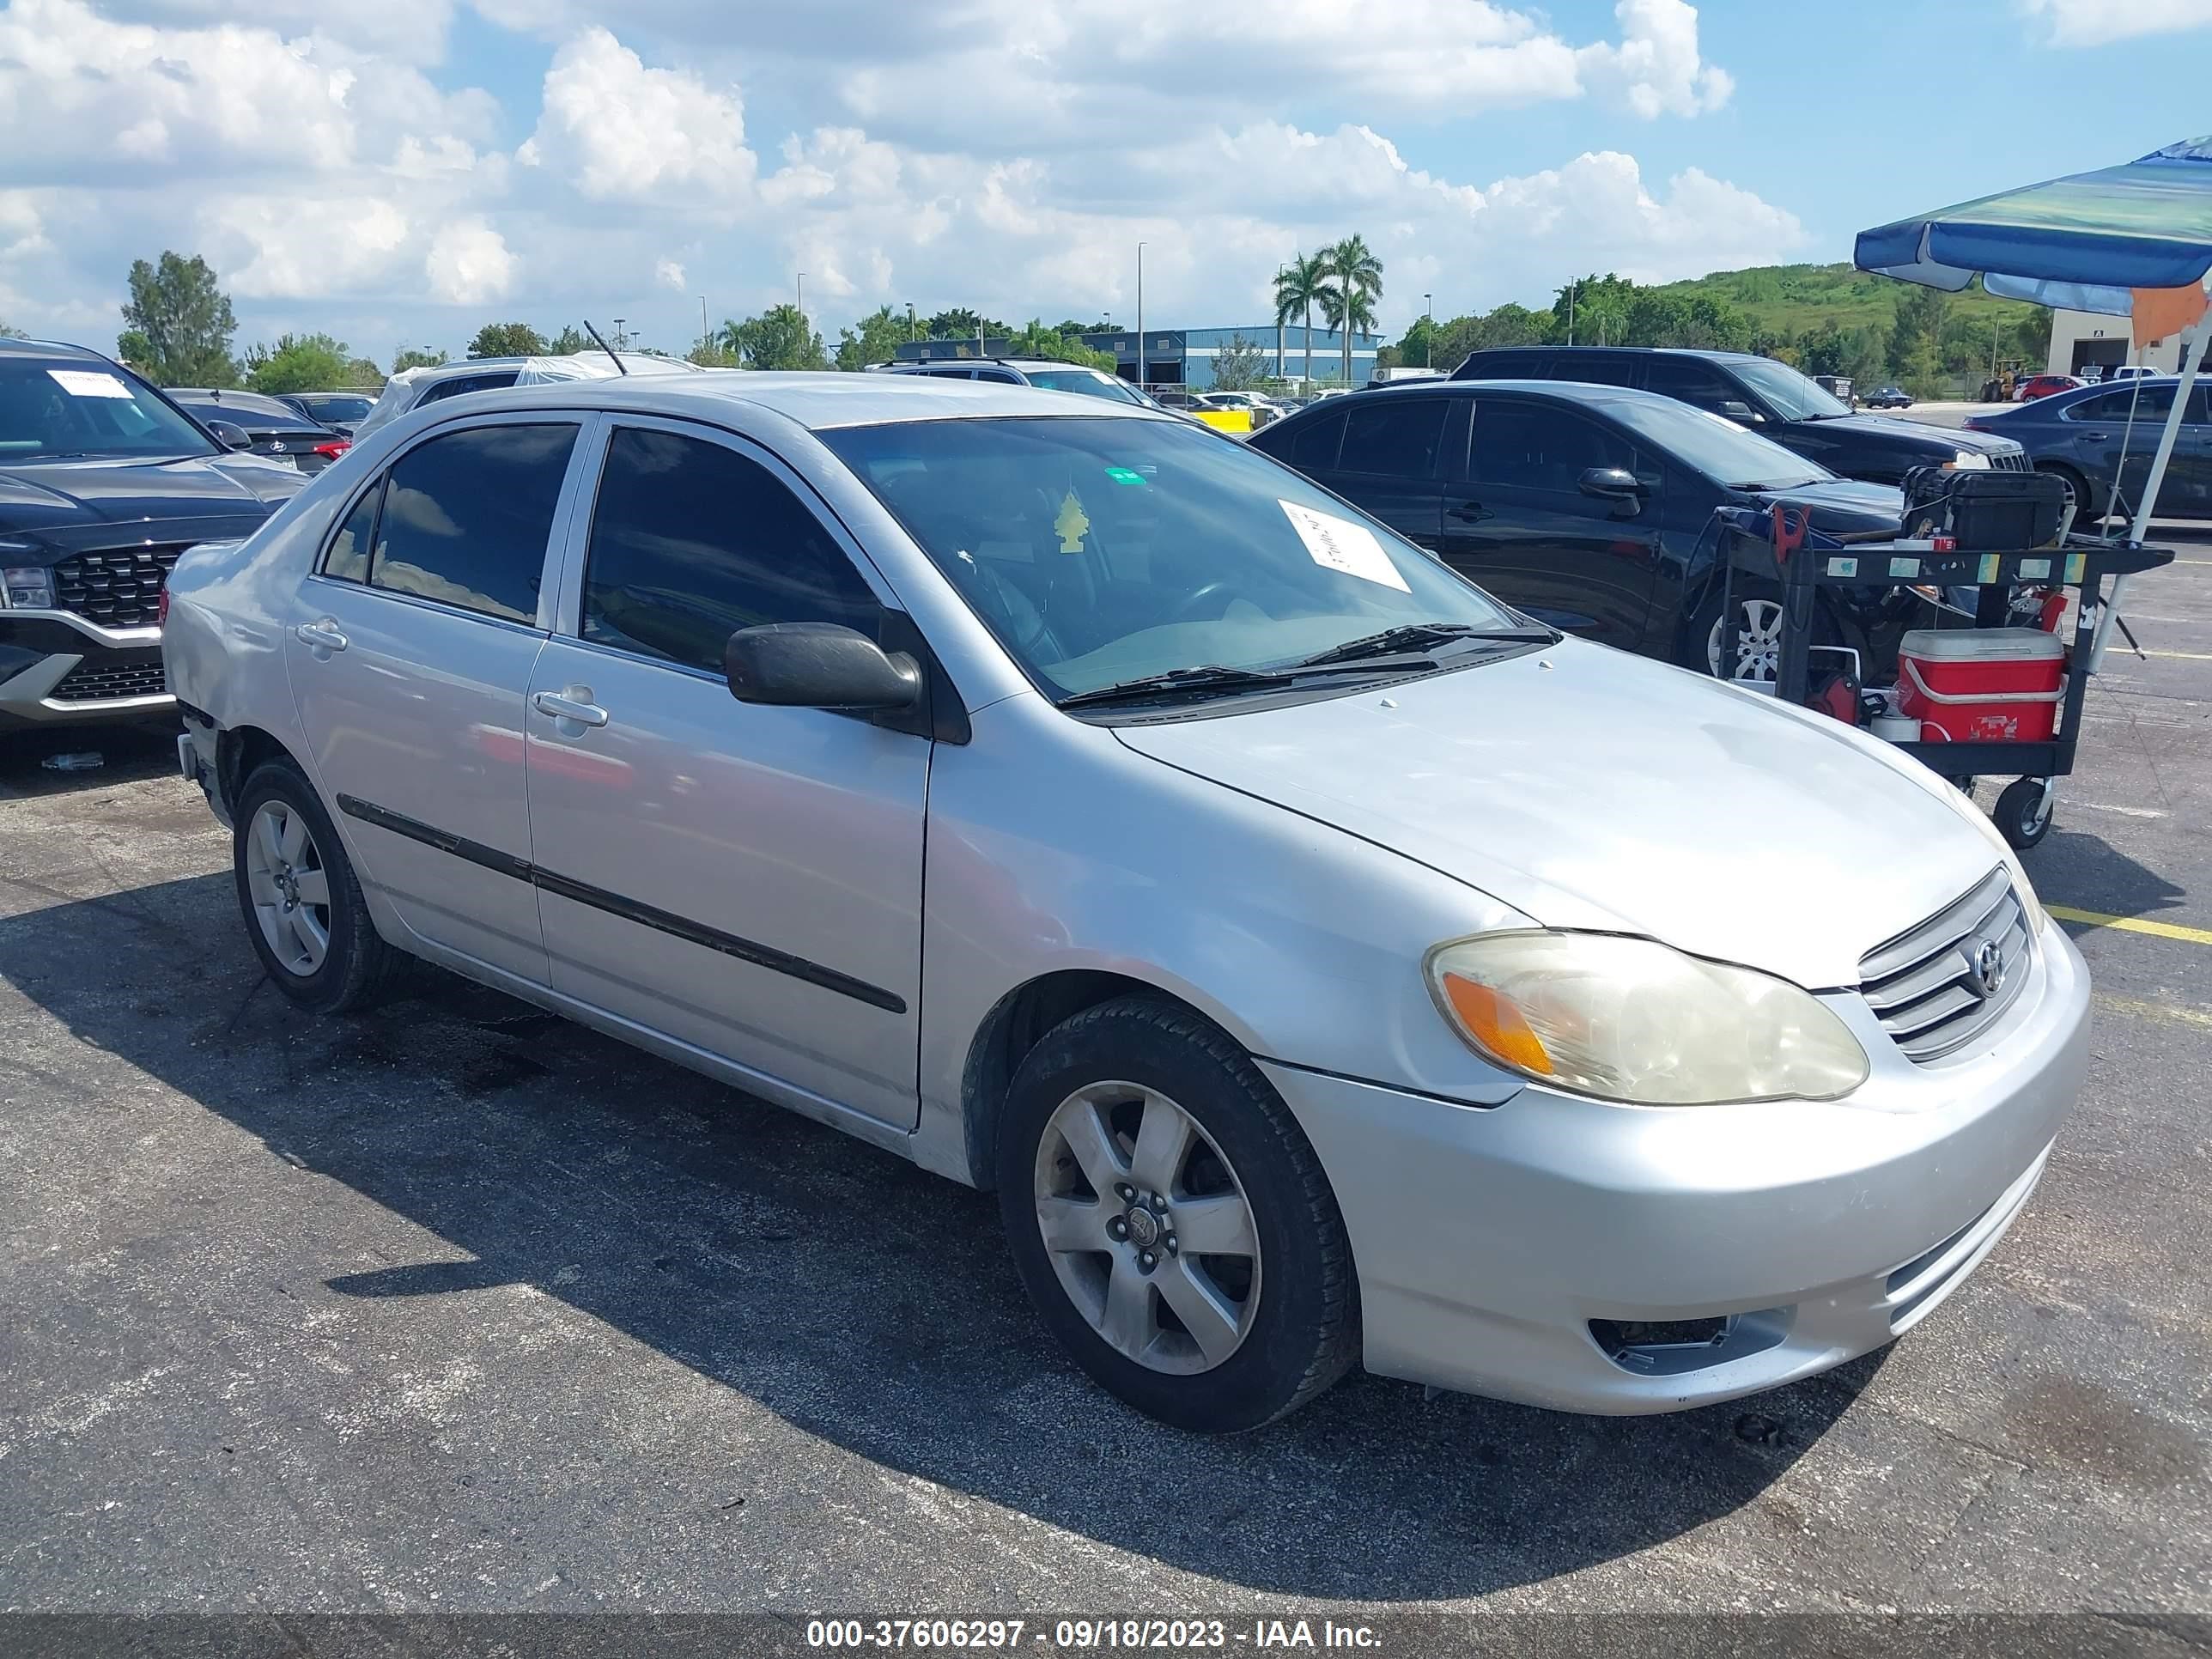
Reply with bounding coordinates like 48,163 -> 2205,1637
583,320 -> 628,374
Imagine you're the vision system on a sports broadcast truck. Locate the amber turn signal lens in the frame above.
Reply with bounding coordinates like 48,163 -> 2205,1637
1440,973 -> 1554,1075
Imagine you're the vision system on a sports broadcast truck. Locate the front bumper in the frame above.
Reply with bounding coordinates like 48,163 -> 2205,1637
1261,921 -> 2090,1414
0,610 -> 172,727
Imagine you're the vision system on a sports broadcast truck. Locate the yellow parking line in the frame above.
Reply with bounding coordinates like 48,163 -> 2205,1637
2095,994 -> 2212,1030
2046,904 -> 2212,945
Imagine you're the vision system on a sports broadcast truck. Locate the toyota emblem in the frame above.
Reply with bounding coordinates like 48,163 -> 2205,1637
1966,936 -> 2007,1000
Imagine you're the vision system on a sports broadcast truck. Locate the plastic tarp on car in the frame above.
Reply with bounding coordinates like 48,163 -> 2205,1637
1854,135 -> 2212,667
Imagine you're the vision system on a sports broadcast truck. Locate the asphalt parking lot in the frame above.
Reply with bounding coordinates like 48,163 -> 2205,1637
3,549 -> 2209,1633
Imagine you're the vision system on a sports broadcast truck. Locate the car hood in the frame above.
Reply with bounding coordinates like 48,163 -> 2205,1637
0,453 -> 301,550
1113,641 -> 2003,989
1753,476 -> 1904,534
1799,412 -> 2021,457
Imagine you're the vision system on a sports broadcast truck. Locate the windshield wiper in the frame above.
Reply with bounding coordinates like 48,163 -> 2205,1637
1057,665 -> 1301,709
1287,621 -> 1555,669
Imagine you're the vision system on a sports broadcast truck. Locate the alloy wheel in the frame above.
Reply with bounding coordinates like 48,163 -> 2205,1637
1708,598 -> 1784,682
244,799 -> 332,976
1032,1081 -> 1262,1375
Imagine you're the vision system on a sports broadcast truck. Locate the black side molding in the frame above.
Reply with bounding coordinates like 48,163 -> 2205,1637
334,794 -> 907,1014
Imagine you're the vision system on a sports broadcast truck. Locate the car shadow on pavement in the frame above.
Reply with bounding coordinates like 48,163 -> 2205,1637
0,723 -> 179,799
0,871 -> 1877,1601
2028,821 -> 2186,921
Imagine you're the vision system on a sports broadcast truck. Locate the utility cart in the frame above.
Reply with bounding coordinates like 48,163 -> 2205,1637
1711,503 -> 2176,850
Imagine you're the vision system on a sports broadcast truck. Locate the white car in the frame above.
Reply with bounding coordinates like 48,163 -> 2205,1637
353,352 -> 701,441
164,372 -> 2086,1432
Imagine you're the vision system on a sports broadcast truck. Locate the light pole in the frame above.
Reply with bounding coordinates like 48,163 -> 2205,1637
1565,279 -> 1577,346
699,296 -> 709,359
1136,241 -> 1146,392
1425,293 -> 1433,368
906,302 -> 916,344
612,318 -> 627,352
796,273 -> 806,358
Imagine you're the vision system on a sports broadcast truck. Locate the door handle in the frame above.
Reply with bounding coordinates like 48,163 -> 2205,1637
1449,501 -> 1491,523
294,619 -> 348,654
532,688 -> 609,729
2081,432 -> 2110,441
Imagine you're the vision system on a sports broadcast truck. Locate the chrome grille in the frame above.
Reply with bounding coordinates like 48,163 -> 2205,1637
1990,450 -> 2030,472
48,545 -> 188,629
50,658 -> 168,702
1858,867 -> 2032,1061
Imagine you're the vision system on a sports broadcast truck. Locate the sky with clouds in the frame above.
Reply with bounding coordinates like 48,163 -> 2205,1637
1,0 -> 2209,364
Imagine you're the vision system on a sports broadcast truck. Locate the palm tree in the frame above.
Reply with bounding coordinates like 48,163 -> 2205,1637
1322,235 -> 1383,386
1272,254 -> 1328,386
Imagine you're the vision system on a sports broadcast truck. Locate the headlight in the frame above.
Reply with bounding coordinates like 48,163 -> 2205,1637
1425,932 -> 1869,1105
1,566 -> 55,609
1948,450 -> 1991,471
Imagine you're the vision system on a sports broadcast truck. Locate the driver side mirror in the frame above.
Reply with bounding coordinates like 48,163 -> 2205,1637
1578,465 -> 1646,505
204,419 -> 254,452
725,622 -> 922,712
1717,400 -> 1762,423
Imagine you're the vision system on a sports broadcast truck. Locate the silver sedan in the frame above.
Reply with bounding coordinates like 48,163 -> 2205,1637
164,373 -> 2087,1431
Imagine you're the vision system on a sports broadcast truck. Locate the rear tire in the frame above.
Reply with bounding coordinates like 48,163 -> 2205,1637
996,995 -> 1358,1433
1682,580 -> 1842,685
233,759 -> 404,1014
2034,462 -> 2097,524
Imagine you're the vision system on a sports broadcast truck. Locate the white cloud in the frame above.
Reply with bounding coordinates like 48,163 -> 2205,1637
2018,0 -> 2212,42
424,219 -> 515,304
654,257 -> 687,289
1578,0 -> 1735,118
208,196 -> 411,298
518,27 -> 757,203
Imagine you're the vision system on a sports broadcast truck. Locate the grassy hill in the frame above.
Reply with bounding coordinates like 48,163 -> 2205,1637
1649,262 -> 2044,363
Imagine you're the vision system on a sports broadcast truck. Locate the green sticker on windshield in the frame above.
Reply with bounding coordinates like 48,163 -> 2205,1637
1103,465 -> 1147,486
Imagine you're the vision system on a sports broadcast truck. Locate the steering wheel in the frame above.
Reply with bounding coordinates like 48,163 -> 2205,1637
1170,580 -> 1238,623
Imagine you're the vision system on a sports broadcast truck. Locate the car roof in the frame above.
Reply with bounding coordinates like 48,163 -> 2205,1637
392,369 -> 1167,433
1466,344 -> 1761,363
0,337 -> 108,363
1288,377 -> 1686,413
167,388 -> 312,414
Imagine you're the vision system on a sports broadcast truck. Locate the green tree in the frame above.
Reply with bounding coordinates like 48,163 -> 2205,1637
688,343 -> 740,367
923,307 -> 1007,342
0,319 -> 23,339
1208,334 -> 1272,392
1551,273 -> 1633,343
392,348 -> 448,374
243,332 -> 354,394
1320,235 -> 1383,385
1006,318 -> 1116,368
1393,314 -> 1439,370
836,304 -> 908,369
1887,285 -> 1949,388
343,357 -> 385,387
1272,252 -> 1330,385
547,325 -> 588,356
119,252 -> 239,386
2014,305 -> 2054,368
1577,291 -> 1628,346
468,321 -> 546,359
720,305 -> 828,370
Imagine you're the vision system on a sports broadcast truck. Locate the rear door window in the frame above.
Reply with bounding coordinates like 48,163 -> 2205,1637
367,422 -> 578,623
1548,354 -> 1640,388
1285,407 -> 1347,471
1336,397 -> 1449,478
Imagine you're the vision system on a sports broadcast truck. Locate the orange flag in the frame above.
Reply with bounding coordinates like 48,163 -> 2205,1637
2131,283 -> 2209,348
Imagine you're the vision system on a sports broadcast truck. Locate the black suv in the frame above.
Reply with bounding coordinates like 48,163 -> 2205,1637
0,338 -> 304,731
1450,347 -> 2023,484
1248,379 -> 1905,679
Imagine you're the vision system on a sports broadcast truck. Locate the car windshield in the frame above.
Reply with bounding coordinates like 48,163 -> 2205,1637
822,415 -> 1525,701
304,396 -> 374,421
1729,356 -> 1851,422
0,358 -> 216,460
1607,396 -> 1835,490
1024,369 -> 1146,406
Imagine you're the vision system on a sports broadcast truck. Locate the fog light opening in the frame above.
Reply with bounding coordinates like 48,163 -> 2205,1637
1589,1308 -> 1793,1376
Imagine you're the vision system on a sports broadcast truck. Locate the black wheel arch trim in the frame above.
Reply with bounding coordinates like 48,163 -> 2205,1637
333,793 -> 908,1014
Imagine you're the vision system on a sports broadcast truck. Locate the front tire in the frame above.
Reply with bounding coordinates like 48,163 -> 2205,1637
233,759 -> 404,1014
996,996 -> 1357,1432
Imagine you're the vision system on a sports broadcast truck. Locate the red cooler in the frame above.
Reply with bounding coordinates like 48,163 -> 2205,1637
1896,628 -> 2066,744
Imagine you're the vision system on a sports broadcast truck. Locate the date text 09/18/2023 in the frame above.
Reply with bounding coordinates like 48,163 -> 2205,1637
803,1618 -> 1382,1650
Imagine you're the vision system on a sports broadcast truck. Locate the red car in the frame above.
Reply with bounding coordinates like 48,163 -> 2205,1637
2014,374 -> 2083,402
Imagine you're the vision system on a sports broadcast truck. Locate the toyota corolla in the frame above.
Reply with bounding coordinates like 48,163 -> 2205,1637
163,374 -> 2087,1431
